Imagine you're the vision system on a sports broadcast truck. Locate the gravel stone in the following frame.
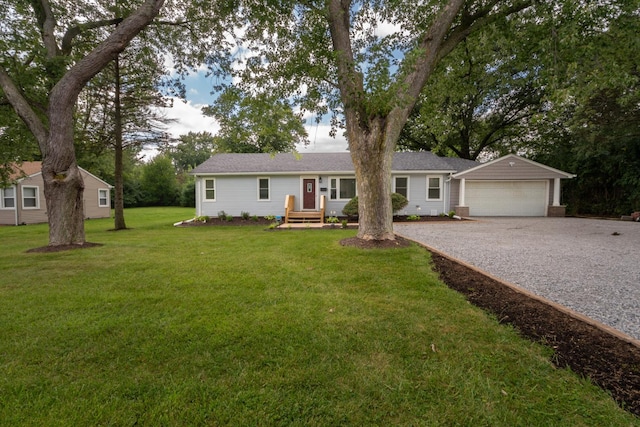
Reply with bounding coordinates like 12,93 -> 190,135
395,217 -> 640,341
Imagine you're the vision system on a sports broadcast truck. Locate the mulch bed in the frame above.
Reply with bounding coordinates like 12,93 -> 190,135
178,217 -> 275,227
430,251 -> 640,417
177,215 -> 461,228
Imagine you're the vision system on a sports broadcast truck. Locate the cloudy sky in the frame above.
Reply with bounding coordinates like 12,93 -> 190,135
158,69 -> 349,154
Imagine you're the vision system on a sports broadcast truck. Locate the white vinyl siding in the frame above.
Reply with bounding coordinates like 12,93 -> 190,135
1,187 -> 15,209
258,178 -> 270,200
330,177 -> 356,200
22,186 -> 39,209
466,180 -> 547,216
426,176 -> 442,201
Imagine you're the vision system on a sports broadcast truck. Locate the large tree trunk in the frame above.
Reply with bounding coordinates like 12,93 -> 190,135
41,159 -> 86,246
348,117 -> 397,241
42,101 -> 86,245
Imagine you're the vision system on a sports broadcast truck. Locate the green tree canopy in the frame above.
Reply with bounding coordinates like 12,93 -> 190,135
204,88 -> 308,154
397,21 -> 545,160
532,0 -> 640,215
163,131 -> 217,173
140,154 -> 178,206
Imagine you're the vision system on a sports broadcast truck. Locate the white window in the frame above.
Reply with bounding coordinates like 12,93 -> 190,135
98,189 -> 109,207
204,179 -> 216,201
330,177 -> 356,200
22,186 -> 39,209
394,176 -> 409,199
1,187 -> 15,209
258,178 -> 270,200
427,176 -> 442,201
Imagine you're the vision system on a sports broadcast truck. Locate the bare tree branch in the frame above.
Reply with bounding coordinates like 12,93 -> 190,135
29,0 -> 60,59
61,18 -> 124,56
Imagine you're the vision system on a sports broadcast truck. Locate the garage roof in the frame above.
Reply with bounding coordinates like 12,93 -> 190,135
452,154 -> 576,180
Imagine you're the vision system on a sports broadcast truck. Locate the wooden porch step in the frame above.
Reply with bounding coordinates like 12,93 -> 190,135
284,194 -> 326,224
286,211 -> 324,223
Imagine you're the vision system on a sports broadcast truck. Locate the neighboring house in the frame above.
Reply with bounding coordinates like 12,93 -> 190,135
0,162 -> 112,225
190,152 -> 575,220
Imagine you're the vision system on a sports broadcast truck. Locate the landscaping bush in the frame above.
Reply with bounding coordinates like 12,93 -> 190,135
342,193 -> 409,217
342,197 -> 359,217
391,192 -> 409,213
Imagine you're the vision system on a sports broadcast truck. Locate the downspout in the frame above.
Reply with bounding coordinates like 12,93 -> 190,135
14,185 -> 19,225
445,173 -> 452,214
194,176 -> 201,217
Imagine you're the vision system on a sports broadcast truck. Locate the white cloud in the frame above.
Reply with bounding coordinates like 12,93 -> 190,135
298,123 -> 348,153
374,20 -> 402,38
155,99 -> 348,156
161,98 -> 219,139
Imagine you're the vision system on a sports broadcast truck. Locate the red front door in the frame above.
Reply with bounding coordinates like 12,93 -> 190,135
303,179 -> 316,210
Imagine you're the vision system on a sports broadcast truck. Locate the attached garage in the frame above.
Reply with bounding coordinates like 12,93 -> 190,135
451,154 -> 576,217
466,180 -> 547,216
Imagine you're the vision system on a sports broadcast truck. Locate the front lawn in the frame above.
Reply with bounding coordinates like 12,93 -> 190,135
0,207 -> 637,425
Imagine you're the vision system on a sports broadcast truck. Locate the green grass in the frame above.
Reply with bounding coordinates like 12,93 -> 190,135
0,207 -> 637,426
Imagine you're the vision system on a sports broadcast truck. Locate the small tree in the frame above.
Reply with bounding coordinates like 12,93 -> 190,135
140,155 -> 179,206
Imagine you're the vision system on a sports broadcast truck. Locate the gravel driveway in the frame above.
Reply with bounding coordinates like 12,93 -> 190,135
395,217 -> 640,341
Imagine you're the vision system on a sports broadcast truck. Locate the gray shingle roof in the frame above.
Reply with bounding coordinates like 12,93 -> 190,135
191,152 -> 478,174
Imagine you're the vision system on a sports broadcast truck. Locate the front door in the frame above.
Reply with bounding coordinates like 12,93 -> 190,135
303,178 -> 316,210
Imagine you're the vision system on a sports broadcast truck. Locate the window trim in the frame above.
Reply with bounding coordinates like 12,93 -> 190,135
98,188 -> 110,207
329,176 -> 357,201
1,187 -> 16,209
22,185 -> 39,209
257,177 -> 270,201
426,175 -> 443,201
203,178 -> 216,201
393,176 -> 409,200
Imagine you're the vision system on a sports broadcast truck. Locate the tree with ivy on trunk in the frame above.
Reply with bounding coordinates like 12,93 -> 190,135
232,0 -> 537,242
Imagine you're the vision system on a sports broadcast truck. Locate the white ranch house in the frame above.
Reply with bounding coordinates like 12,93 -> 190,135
190,152 -> 575,222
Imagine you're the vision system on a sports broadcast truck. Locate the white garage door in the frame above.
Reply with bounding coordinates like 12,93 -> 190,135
466,181 -> 547,216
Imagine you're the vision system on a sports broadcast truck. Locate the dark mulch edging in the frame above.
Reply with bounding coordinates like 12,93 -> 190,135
26,242 -> 103,253
176,215 -> 462,228
429,251 -> 640,417
177,218 -> 274,227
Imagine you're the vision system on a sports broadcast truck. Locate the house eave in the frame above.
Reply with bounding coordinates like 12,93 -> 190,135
451,154 -> 576,179
192,169 -> 457,177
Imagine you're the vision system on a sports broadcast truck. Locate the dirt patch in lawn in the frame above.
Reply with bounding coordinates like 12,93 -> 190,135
340,235 -> 413,249
26,242 -> 104,253
430,251 -> 640,417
